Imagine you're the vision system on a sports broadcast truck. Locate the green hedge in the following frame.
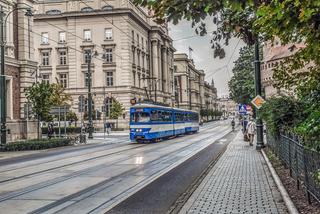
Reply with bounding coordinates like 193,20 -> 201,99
2,138 -> 73,151
42,127 -> 81,135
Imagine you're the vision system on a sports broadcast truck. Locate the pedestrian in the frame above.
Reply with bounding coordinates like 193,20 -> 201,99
246,118 -> 256,146
106,123 -> 111,135
47,123 -> 52,139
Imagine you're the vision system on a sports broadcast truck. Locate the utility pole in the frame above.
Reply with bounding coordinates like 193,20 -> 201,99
87,52 -> 93,139
254,39 -> 264,150
0,6 -> 6,145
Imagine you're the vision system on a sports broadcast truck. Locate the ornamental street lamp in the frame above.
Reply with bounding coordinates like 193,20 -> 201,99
254,39 -> 264,150
0,6 -> 33,145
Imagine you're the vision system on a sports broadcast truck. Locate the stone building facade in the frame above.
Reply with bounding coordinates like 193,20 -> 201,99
33,0 -> 175,128
173,53 -> 205,112
261,38 -> 305,98
217,96 -> 237,117
203,79 -> 218,113
1,0 -> 37,141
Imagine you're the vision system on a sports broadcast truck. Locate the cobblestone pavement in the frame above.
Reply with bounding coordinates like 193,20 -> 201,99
179,132 -> 288,214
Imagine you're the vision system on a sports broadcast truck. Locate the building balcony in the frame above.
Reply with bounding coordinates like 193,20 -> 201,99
56,65 -> 69,71
39,65 -> 52,71
102,62 -> 116,68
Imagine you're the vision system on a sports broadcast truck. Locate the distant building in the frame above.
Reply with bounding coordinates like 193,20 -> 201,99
203,79 -> 218,113
173,53 -> 205,112
2,0 -> 37,141
217,96 -> 237,117
261,38 -> 305,98
33,0 -> 175,128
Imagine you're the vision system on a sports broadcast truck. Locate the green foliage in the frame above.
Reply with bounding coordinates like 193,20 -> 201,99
110,100 -> 125,120
26,82 -> 54,120
66,111 -> 78,123
2,138 -> 72,151
260,96 -> 302,135
228,46 -> 255,104
51,83 -> 72,106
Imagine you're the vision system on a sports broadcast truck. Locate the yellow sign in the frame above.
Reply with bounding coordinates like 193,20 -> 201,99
251,95 -> 265,109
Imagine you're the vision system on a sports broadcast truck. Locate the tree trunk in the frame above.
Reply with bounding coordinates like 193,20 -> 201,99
37,115 -> 40,140
58,106 -> 61,138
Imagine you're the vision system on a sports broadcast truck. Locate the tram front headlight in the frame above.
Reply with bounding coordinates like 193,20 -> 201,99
137,128 -> 142,132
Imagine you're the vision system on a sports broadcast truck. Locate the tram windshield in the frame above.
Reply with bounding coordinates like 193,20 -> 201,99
131,112 -> 150,123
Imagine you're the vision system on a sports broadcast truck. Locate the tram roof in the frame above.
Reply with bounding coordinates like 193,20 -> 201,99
131,103 -> 198,114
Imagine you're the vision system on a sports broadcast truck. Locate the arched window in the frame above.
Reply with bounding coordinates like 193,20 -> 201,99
102,5 -> 113,11
46,9 -> 62,15
81,7 -> 94,12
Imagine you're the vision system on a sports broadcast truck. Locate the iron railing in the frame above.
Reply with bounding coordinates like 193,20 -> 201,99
267,132 -> 320,204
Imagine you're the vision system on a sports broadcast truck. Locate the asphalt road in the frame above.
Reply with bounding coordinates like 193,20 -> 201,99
0,121 -> 233,214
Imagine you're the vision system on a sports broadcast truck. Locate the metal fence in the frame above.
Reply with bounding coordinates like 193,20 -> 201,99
267,132 -> 320,204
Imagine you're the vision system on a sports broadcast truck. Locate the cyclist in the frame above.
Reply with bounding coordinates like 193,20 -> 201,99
231,118 -> 235,131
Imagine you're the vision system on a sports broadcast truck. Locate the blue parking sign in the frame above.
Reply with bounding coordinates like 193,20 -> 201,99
238,104 -> 247,115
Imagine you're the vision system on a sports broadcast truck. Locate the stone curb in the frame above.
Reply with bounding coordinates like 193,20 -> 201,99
261,149 -> 299,214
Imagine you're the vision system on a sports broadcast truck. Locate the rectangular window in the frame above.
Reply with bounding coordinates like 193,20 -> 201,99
137,34 -> 139,46
41,33 -> 49,44
133,72 -> 136,86
59,51 -> 67,65
84,29 -> 91,41
138,73 -> 141,88
106,71 -> 114,86
141,37 -> 144,49
137,52 -> 140,66
59,32 -> 66,43
59,73 -> 68,88
104,48 -> 113,63
41,52 -> 49,66
41,74 -> 50,84
142,54 -> 145,68
105,28 -> 113,40
132,30 -> 134,44
132,48 -> 135,64
84,49 -> 92,64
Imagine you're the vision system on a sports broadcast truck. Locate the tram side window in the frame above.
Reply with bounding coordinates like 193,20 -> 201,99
163,111 -> 172,122
175,112 -> 184,122
151,110 -> 158,121
131,112 -> 150,123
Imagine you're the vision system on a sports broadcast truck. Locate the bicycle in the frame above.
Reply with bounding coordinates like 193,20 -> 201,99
75,134 -> 87,144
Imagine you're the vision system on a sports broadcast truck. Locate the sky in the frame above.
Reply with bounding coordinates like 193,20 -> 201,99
168,19 -> 245,97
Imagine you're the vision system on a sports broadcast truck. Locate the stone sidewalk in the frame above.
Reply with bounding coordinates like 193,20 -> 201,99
179,131 -> 288,214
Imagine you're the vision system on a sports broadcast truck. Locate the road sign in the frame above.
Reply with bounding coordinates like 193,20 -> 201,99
251,95 -> 265,109
238,104 -> 247,115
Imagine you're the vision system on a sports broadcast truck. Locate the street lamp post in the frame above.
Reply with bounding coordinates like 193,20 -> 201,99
0,6 -> 32,145
254,39 -> 264,150
87,52 -> 93,139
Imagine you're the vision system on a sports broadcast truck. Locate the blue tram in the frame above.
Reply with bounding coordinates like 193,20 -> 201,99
130,104 -> 199,142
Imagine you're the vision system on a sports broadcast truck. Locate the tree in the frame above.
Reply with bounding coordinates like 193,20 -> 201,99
134,0 -> 320,78
66,111 -> 78,126
228,46 -> 255,104
26,82 -> 54,139
110,100 -> 125,129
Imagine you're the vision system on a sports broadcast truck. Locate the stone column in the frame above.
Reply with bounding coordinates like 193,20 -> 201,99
157,43 -> 162,92
151,40 -> 158,91
162,46 -> 167,93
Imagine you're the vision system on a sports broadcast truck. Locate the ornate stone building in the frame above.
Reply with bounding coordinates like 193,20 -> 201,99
173,53 -> 205,112
203,79 -> 218,113
261,38 -> 305,98
33,0 -> 175,128
1,0 -> 37,141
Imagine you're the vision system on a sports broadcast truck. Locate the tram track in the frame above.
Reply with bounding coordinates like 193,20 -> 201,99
29,126 -> 231,214
0,125 -> 224,203
0,121 -> 222,179
0,122 -> 228,213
